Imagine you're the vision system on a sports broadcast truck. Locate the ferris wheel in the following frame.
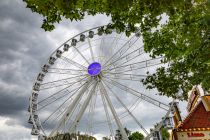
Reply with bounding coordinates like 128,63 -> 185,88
28,25 -> 174,140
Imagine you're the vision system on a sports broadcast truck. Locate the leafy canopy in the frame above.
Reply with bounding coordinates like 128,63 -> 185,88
128,131 -> 144,140
161,128 -> 170,140
23,0 -> 210,100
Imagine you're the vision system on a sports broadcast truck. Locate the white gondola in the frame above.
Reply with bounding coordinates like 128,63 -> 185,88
56,50 -> 62,58
80,34 -> 85,42
163,117 -> 173,129
135,29 -> 141,37
32,103 -> 38,113
28,114 -> 38,124
38,134 -> 46,140
71,39 -> 77,46
116,29 -> 121,34
105,24 -> 112,34
33,83 -> 40,91
125,25 -> 131,32
105,28 -> 112,34
36,120 -> 41,130
31,125 -> 40,135
88,31 -> 94,38
97,27 -> 103,36
37,73 -> 45,81
42,64 -> 50,73
27,105 -> 30,112
49,57 -> 56,65
63,44 -> 70,51
28,115 -> 33,124
32,92 -> 38,103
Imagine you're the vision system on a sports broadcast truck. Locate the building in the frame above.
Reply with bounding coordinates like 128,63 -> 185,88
171,87 -> 210,140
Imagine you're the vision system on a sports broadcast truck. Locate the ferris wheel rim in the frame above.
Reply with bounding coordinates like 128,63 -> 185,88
28,25 -> 173,139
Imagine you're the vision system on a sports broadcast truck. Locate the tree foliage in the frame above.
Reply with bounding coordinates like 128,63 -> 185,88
23,0 -> 210,100
142,0 -> 210,99
128,131 -> 144,140
161,128 -> 170,140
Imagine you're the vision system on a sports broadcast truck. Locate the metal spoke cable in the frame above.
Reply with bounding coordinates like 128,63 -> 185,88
103,35 -> 139,69
68,81 -> 98,133
71,46 -> 90,65
85,90 -> 97,135
48,67 -> 87,75
107,57 -> 163,72
109,33 -> 123,58
42,83 -> 84,124
99,82 -> 129,140
39,75 -> 88,90
145,99 -> 175,140
88,37 -> 95,62
60,56 -> 87,70
40,74 -> 87,86
103,46 -> 144,70
85,94 -> 93,135
103,72 -> 147,81
38,83 -> 85,111
103,78 -> 169,110
49,79 -> 92,137
38,76 -> 88,105
93,97 -> 141,126
100,87 -> 114,137
102,80 -> 149,135
99,35 -> 105,64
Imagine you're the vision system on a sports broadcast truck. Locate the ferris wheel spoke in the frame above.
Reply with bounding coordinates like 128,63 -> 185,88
41,85 -> 82,124
102,81 -> 149,135
103,78 -> 169,111
99,82 -> 129,140
38,76 -> 88,105
48,67 -> 86,75
60,56 -> 87,70
98,35 -> 105,64
40,74 -> 87,87
145,100 -> 175,140
49,79 -> 92,137
72,46 -> 90,65
103,72 -> 147,81
107,57 -> 163,73
103,35 -> 139,69
109,34 -> 123,58
85,90 -> 97,135
103,46 -> 144,71
88,37 -> 95,62
100,86 -> 114,138
40,75 -> 88,90
68,81 -> 98,133
38,83 -> 85,110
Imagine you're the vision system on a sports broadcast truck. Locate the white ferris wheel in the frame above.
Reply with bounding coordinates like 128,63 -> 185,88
28,25 -> 174,140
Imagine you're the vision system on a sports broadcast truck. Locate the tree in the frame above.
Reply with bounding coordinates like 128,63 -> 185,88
128,131 -> 144,140
142,0 -> 210,100
23,0 -> 210,99
161,128 -> 170,140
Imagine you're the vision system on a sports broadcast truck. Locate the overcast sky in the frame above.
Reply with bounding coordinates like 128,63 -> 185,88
0,0 -> 188,140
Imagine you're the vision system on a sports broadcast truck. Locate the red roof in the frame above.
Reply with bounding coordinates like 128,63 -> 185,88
178,101 -> 210,129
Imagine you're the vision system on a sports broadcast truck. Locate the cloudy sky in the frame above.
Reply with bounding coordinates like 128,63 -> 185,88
0,0 -> 188,140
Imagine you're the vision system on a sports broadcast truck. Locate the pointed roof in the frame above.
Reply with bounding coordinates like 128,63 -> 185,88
177,101 -> 210,130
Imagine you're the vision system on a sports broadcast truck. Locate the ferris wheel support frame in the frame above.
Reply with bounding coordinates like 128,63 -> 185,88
102,80 -> 149,135
69,81 -> 98,133
29,25 -> 175,139
99,82 -> 129,140
49,79 -> 92,137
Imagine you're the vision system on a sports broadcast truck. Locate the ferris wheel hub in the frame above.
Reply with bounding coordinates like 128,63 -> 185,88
87,62 -> 102,76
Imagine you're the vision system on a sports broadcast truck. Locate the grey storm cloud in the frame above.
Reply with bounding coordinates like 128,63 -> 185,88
0,0 -> 111,139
